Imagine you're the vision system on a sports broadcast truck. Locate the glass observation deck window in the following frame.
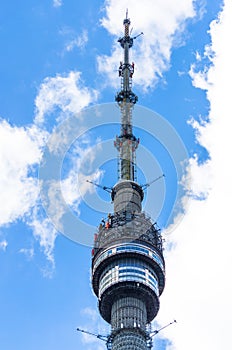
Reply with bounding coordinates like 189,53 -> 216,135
99,259 -> 159,297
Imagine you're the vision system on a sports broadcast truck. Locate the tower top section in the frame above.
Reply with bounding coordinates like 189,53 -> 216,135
114,12 -> 142,182
115,11 -> 141,105
118,10 -> 134,50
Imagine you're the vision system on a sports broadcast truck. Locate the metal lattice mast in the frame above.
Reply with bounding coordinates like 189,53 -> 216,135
114,11 -> 139,181
92,13 -> 165,350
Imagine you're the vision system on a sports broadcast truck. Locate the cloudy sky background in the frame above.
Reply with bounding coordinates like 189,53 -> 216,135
0,1 -> 231,349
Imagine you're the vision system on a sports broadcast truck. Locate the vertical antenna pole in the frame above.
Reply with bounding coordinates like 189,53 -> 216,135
114,12 -> 139,181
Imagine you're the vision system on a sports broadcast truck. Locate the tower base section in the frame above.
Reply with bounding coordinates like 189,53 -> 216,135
111,329 -> 147,350
111,297 -> 147,330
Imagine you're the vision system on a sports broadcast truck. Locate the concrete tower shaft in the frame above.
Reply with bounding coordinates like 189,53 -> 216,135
91,13 -> 165,350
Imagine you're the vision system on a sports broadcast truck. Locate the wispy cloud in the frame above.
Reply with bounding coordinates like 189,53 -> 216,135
0,120 -> 46,226
78,307 -> 108,350
0,240 -> 8,251
65,30 -> 88,52
34,71 -> 98,125
33,72 -> 100,265
98,0 -> 200,90
81,307 -> 99,323
19,247 -> 34,260
36,135 -> 103,253
53,0 -> 62,8
157,2 -> 232,349
29,207 -> 57,275
0,68 -> 99,269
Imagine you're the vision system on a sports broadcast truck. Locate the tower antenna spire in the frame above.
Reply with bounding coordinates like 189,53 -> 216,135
114,11 -> 140,181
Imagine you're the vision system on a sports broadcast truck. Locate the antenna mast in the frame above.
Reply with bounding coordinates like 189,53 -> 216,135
114,11 -> 141,181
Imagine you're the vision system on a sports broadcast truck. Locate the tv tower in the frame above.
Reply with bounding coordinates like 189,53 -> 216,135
91,12 -> 166,350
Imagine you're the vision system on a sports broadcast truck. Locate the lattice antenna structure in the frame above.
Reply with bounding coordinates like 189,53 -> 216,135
114,11 -> 143,182
91,13 -> 166,350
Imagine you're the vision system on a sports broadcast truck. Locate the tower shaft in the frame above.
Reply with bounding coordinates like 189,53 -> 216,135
111,297 -> 147,350
92,14 -> 165,350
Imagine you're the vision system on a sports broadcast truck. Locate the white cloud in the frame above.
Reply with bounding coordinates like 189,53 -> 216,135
19,247 -> 34,260
0,240 -> 8,251
81,307 -> 99,323
65,30 -> 88,52
53,0 -> 62,8
29,207 -> 58,274
0,119 -> 57,266
0,120 -> 45,226
78,307 -> 108,350
34,71 -> 98,125
0,67 -> 99,267
189,63 -> 211,91
61,164 -> 102,209
98,0 -> 198,89
157,1 -> 232,349
38,140 -> 103,238
181,155 -> 212,200
0,120 -> 59,269
27,144 -> 102,268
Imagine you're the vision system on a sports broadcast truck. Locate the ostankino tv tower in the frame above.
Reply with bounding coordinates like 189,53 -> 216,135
91,12 -> 166,350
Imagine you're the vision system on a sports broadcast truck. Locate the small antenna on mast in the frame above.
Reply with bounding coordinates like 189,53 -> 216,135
150,320 -> 177,337
133,32 -> 144,39
141,174 -> 165,190
86,179 -> 112,194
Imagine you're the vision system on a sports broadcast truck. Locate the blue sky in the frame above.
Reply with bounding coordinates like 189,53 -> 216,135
0,1 -> 231,350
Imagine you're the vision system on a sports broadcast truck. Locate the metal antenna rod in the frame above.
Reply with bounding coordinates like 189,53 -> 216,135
76,327 -> 109,342
86,179 -> 112,194
150,320 -> 177,337
141,174 -> 165,190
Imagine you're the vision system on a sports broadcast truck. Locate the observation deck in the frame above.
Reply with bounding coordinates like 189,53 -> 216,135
92,209 -> 165,324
